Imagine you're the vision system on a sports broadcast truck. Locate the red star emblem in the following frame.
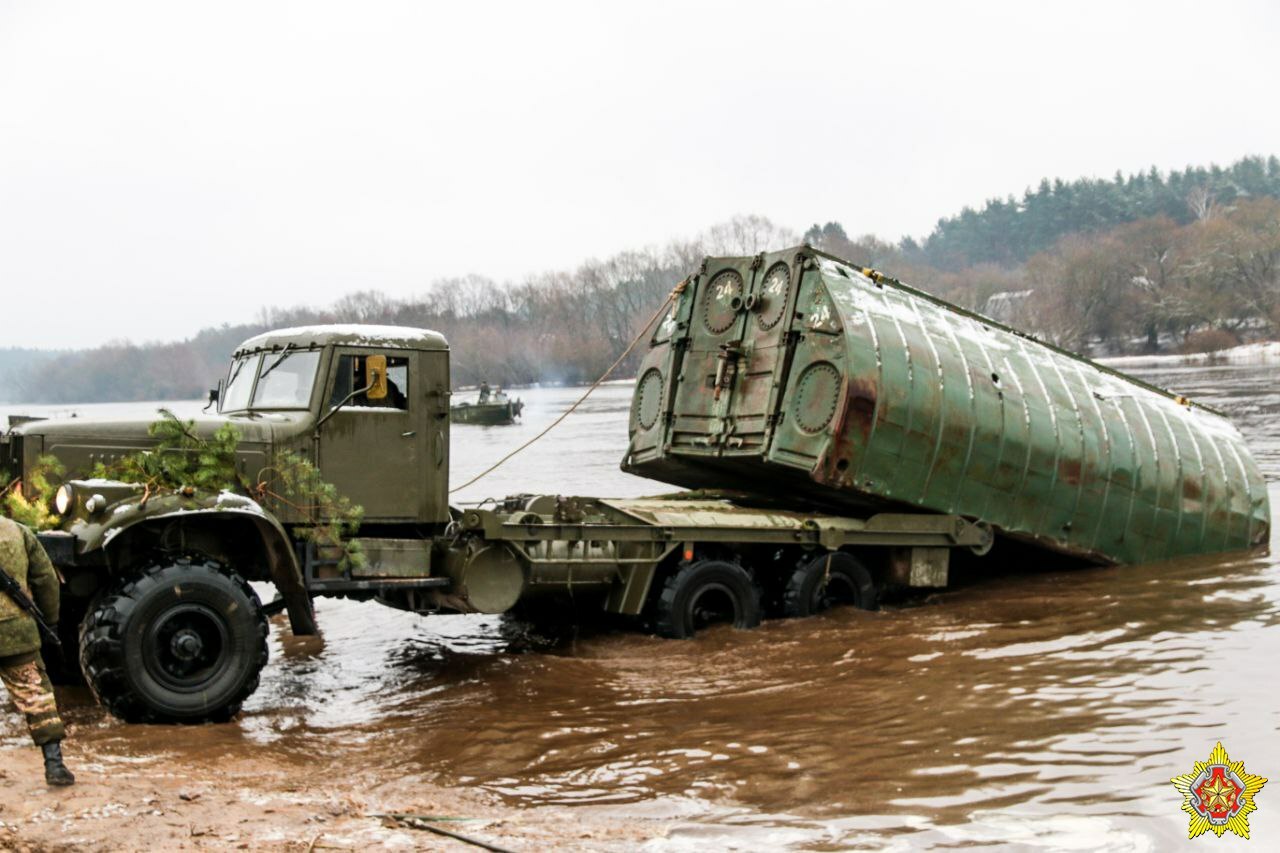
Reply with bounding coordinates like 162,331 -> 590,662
1194,766 -> 1243,820
1172,742 -> 1267,839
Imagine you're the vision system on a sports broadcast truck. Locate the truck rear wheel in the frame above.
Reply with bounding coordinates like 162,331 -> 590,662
654,559 -> 761,639
783,552 -> 877,618
79,555 -> 269,724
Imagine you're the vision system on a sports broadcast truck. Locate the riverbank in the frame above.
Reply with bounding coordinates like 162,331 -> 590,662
0,729 -> 653,852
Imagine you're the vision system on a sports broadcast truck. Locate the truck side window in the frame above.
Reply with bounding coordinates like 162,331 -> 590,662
331,354 -> 409,410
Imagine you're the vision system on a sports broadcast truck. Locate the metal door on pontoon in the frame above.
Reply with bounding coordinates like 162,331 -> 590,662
666,250 -> 802,459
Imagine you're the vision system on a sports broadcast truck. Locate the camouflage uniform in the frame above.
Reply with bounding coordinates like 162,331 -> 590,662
0,517 -> 66,747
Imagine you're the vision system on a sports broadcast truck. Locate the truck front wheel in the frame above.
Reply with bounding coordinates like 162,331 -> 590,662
654,559 -> 761,639
79,555 -> 269,723
782,551 -> 878,618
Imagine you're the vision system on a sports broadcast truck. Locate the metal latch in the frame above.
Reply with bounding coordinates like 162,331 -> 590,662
713,343 -> 742,401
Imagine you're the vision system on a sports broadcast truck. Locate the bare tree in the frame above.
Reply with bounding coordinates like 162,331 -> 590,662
1186,185 -> 1221,222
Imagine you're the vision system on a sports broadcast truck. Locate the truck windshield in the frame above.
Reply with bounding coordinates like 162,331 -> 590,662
219,354 -> 260,412
251,350 -> 321,409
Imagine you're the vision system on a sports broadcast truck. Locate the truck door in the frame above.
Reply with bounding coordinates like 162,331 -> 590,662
317,348 -> 427,521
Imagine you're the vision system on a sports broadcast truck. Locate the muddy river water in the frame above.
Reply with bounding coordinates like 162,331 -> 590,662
3,362 -> 1278,850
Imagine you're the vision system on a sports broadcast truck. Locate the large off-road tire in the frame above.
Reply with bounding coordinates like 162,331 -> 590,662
654,559 -> 761,639
79,555 -> 269,723
782,551 -> 878,618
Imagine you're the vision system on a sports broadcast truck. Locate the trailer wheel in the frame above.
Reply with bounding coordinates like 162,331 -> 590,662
783,552 -> 878,618
654,559 -> 761,639
79,554 -> 268,724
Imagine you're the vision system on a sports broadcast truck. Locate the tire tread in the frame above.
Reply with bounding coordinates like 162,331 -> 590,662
79,554 -> 268,724
654,559 -> 761,639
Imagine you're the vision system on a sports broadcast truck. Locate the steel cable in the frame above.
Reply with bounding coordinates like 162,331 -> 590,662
449,279 -> 686,494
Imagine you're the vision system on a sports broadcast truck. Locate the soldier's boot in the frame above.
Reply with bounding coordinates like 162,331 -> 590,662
42,740 -> 75,786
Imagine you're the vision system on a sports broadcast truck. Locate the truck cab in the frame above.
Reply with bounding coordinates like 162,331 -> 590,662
214,325 -> 452,526
1,325 -> 455,724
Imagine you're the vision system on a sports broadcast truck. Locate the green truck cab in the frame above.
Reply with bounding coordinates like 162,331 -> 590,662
3,325 -> 453,720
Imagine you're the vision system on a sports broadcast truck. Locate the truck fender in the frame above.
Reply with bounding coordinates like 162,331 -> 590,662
70,490 -> 318,635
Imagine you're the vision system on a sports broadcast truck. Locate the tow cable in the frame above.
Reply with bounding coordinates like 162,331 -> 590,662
449,279 -> 687,494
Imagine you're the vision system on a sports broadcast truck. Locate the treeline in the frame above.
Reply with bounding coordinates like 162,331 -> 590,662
913,155 -> 1280,269
807,196 -> 1280,354
0,348 -> 61,402
11,216 -> 797,403
10,156 -> 1280,404
9,326 -> 256,405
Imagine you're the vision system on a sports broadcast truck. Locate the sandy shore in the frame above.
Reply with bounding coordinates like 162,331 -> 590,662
0,737 -> 657,852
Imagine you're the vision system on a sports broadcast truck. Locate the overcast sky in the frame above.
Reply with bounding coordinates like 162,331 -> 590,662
1,0 -> 1277,350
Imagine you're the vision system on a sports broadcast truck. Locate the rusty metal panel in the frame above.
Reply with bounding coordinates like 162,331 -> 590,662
623,245 -> 1270,564
888,546 -> 950,587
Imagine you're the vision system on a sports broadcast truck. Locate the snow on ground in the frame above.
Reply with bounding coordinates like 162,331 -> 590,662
1097,341 -> 1280,369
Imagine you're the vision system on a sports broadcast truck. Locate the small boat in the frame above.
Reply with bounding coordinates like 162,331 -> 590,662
451,392 -> 524,426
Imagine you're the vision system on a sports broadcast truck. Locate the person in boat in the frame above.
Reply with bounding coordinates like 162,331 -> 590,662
478,381 -> 491,403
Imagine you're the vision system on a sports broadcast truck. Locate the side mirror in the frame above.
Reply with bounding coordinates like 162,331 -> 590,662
366,355 -> 388,401
204,383 -> 221,412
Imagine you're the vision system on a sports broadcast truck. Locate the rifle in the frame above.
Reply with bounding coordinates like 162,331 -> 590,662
0,565 -> 63,654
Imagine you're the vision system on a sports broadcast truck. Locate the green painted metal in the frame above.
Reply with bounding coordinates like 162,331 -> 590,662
456,494 -> 993,614
623,246 -> 1270,565
7,326 -> 454,528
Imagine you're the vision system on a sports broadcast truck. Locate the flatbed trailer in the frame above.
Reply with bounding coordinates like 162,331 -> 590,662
324,494 -> 994,638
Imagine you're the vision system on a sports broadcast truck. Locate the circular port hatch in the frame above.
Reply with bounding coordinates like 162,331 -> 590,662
757,262 -> 791,330
701,270 -> 743,334
634,368 -> 664,430
792,362 -> 841,433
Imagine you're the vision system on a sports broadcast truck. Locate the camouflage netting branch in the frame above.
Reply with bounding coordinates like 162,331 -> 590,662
1,454 -> 65,530
1,410 -> 365,568
93,408 -> 245,496
256,451 -> 365,570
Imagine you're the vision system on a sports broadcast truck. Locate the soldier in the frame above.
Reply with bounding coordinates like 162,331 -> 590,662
0,516 -> 75,785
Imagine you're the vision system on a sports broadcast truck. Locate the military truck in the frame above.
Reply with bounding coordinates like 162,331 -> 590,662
1,247 -> 1266,725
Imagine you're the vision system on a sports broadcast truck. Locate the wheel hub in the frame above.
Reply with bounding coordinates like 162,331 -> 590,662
170,629 -> 204,661
146,603 -> 230,688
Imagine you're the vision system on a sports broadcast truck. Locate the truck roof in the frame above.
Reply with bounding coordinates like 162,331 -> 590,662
234,324 -> 449,354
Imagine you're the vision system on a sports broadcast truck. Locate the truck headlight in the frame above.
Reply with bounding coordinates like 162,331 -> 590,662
54,484 -> 74,515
